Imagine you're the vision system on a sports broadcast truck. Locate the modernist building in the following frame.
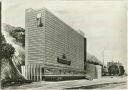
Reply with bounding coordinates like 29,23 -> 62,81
22,8 -> 86,81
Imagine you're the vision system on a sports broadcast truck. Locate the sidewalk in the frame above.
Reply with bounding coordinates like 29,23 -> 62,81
3,76 -> 127,90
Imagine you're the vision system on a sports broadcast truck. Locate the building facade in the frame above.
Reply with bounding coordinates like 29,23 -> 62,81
23,8 -> 86,81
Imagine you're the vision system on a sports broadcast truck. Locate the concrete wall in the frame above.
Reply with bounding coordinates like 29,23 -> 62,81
86,63 -> 102,79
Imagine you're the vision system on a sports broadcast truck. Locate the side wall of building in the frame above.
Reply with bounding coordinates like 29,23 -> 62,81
86,63 -> 102,79
44,9 -> 84,71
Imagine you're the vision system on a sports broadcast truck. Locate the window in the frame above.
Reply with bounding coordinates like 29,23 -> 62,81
37,13 -> 43,27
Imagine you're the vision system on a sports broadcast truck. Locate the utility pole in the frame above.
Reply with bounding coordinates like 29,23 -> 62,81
102,48 -> 105,67
103,50 -> 104,66
118,61 -> 120,76
102,48 -> 106,76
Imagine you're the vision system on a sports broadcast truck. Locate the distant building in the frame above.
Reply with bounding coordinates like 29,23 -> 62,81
22,8 -> 87,81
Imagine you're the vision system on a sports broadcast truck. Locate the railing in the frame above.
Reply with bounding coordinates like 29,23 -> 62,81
21,64 -> 43,81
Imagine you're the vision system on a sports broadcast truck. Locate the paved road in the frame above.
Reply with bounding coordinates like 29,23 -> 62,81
97,82 -> 127,89
2,76 -> 127,90
67,81 -> 127,89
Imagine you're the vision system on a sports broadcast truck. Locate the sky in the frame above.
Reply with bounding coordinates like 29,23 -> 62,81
2,0 -> 127,69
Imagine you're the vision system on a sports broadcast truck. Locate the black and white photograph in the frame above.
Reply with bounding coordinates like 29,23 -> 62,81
0,0 -> 127,90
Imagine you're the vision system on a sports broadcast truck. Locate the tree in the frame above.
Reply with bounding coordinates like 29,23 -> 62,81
119,66 -> 125,76
1,43 -> 15,59
10,27 -> 25,47
108,65 -> 119,76
1,35 -> 27,85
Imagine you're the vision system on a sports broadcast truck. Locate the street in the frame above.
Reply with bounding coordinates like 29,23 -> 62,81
66,81 -> 127,89
95,82 -> 127,89
2,76 -> 127,90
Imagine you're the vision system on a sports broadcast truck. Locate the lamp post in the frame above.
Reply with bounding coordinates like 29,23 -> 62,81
102,47 -> 105,67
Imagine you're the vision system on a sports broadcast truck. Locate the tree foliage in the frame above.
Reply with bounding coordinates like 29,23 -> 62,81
10,27 -> 25,47
87,53 -> 103,66
119,66 -> 125,76
108,65 -> 119,76
1,35 -> 27,85
1,35 -> 15,59
1,35 -> 6,43
108,63 -> 125,76
1,43 -> 15,59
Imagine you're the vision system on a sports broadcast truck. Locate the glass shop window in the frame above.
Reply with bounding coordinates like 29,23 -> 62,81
37,13 -> 43,27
